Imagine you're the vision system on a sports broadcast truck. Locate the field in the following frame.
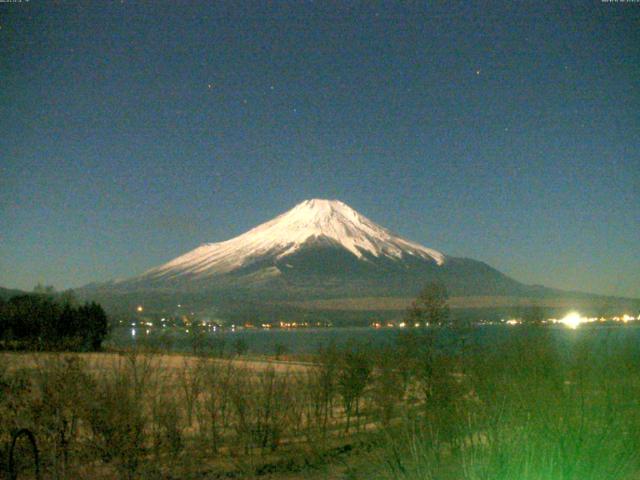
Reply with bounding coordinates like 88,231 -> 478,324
2,326 -> 640,479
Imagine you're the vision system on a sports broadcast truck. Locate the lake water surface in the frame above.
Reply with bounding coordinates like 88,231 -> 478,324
110,323 -> 640,356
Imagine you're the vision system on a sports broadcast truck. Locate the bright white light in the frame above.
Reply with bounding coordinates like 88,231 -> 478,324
131,328 -> 136,337
560,312 -> 584,329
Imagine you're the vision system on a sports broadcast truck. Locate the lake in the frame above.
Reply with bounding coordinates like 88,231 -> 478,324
108,323 -> 640,356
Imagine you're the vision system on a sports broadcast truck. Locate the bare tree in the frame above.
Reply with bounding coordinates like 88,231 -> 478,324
305,343 -> 339,443
406,281 -> 450,327
522,303 -> 545,326
337,347 -> 372,433
202,360 -> 235,453
178,358 -> 203,427
370,346 -> 407,426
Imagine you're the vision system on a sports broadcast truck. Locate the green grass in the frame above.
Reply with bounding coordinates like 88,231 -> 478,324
375,329 -> 640,480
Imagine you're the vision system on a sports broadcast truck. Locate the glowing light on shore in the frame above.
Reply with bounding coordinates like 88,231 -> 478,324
560,312 -> 584,329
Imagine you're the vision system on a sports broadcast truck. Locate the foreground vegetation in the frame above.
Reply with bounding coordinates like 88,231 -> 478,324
377,328 -> 640,480
2,325 -> 640,479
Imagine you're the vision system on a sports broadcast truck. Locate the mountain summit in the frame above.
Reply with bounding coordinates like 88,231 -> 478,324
134,199 -> 445,284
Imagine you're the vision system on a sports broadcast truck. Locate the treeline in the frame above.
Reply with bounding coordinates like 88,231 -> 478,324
0,294 -> 109,351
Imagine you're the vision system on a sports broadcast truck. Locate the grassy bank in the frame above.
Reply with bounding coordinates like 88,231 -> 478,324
374,328 -> 640,480
2,327 -> 640,479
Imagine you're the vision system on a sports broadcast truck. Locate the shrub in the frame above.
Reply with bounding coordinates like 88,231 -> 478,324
80,354 -> 154,479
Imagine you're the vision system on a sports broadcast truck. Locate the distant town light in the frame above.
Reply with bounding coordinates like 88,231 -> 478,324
136,305 -> 143,312
131,328 -> 136,337
560,312 -> 584,329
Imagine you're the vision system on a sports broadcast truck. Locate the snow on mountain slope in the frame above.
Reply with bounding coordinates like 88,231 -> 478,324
134,199 -> 445,282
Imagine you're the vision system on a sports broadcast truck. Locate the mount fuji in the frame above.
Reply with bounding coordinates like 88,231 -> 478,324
90,199 -> 529,297
81,199 -> 635,319
134,199 -> 445,284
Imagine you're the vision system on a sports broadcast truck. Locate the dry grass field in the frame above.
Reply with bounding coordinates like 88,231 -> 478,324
1,351 -> 312,375
0,347 -> 383,479
3,328 -> 640,479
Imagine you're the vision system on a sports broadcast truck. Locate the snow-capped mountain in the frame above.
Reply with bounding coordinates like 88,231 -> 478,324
83,198 -> 543,317
135,199 -> 445,283
79,199 -> 638,321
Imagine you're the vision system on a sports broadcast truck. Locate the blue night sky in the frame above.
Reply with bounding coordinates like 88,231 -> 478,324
1,1 -> 638,297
